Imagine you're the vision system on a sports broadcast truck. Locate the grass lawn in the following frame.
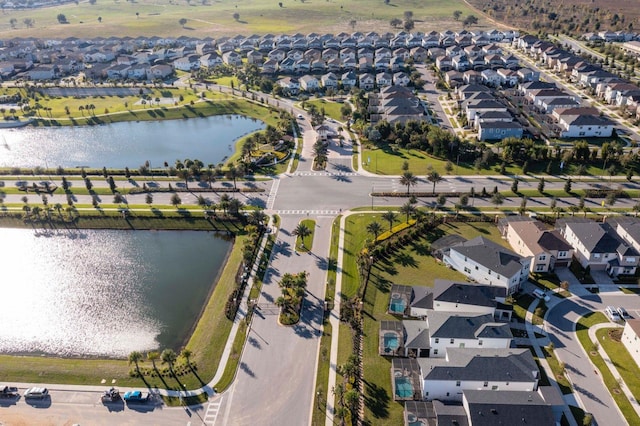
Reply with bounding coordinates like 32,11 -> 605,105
597,328 -> 640,404
313,216 -> 340,426
541,345 -> 572,394
0,0 -> 481,39
295,219 -> 316,252
0,233 -> 247,391
336,217 -> 508,425
576,312 -> 640,425
529,273 -> 571,298
305,98 -> 345,122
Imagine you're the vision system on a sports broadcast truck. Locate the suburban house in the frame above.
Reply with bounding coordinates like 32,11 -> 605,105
441,236 -> 531,294
622,319 -> 640,368
388,280 -> 509,320
557,113 -> 615,138
465,99 -> 508,121
477,121 -> 523,141
462,389 -> 557,426
615,219 -> 640,253
558,220 -> 640,276
416,348 -> 540,401
500,217 -> 574,272
299,75 -> 319,92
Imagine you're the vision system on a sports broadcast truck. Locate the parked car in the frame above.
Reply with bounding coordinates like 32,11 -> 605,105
123,390 -> 149,403
24,387 -> 48,399
297,114 -> 304,119
101,387 -> 120,403
0,386 -> 19,398
533,288 -> 550,302
605,306 -> 621,322
617,307 -> 631,320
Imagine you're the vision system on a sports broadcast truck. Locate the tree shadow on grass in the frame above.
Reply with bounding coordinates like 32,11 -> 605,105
363,379 -> 390,419
393,252 -> 418,268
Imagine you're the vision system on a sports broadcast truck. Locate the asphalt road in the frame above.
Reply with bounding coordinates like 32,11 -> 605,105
547,293 -> 639,425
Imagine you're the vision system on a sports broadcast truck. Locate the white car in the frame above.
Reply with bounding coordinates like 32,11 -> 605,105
297,114 -> 304,119
24,387 -> 48,399
533,288 -> 550,302
605,306 -> 621,322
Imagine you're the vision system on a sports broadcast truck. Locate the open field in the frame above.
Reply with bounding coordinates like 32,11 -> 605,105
0,0 -> 488,39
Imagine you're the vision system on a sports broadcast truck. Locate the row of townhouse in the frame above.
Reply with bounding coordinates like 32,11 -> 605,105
582,30 -> 640,43
519,80 -> 615,138
277,70 -> 413,95
456,84 -> 524,141
368,85 -> 423,124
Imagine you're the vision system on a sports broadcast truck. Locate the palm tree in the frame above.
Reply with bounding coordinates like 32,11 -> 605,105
219,194 -> 231,215
249,209 -> 267,226
128,351 -> 143,374
427,171 -> 443,194
399,171 -> 418,195
176,168 -> 190,189
147,351 -> 160,372
399,201 -> 416,223
366,221 -> 383,242
228,197 -> 243,216
180,348 -> 193,368
293,223 -> 312,249
171,193 -> 182,208
161,348 -> 178,375
381,210 -> 397,233
226,164 -> 242,190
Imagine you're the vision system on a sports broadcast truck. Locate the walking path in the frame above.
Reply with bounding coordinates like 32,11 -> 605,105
588,323 -> 640,419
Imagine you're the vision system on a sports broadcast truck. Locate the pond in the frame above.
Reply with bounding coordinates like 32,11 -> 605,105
0,115 -> 264,169
0,228 -> 232,358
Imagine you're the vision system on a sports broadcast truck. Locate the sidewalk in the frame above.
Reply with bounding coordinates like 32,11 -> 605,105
588,323 -> 640,419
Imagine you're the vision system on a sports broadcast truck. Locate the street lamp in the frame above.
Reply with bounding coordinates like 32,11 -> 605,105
371,185 -> 374,210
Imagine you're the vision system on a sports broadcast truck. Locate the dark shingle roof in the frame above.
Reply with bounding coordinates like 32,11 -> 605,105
428,312 -> 512,340
451,236 -> 528,277
432,279 -> 503,308
419,348 -> 538,383
463,389 -> 556,426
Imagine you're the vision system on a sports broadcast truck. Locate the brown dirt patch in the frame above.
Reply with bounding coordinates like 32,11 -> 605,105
609,329 -> 623,342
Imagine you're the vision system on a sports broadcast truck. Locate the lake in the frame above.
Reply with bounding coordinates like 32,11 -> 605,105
0,228 -> 232,358
0,115 -> 264,169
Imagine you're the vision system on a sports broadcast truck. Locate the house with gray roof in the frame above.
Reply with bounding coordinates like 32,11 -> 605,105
418,348 -> 540,401
404,400 -> 469,426
443,236 -> 531,294
560,220 -> 639,276
462,389 -> 556,426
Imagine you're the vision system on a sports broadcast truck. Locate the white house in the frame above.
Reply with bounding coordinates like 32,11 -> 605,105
558,114 -> 614,138
299,75 -> 319,92
443,236 -> 531,294
622,319 -> 640,368
416,348 -> 540,401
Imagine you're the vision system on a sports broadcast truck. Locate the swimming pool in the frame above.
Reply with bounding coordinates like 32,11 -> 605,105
389,295 -> 406,313
395,376 -> 413,398
384,332 -> 399,351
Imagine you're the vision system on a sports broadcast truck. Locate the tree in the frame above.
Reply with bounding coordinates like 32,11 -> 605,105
427,171 -> 443,194
403,10 -> 413,20
180,348 -> 193,367
278,2 -> 283,6
179,18 -> 187,27
537,178 -> 545,194
171,193 -> 182,207
491,193 -> 504,206
226,164 -> 242,190
233,12 -> 240,21
511,179 -> 519,193
463,15 -> 478,27
349,20 -> 356,30
399,171 -> 418,195
9,18 -> 17,28
400,201 -> 416,223
390,18 -> 402,28
564,178 -> 572,193
57,13 -> 68,24
382,210 -> 397,232
606,192 -> 617,206
293,223 -> 312,249
436,194 -> 447,206
161,348 -> 178,375
453,10 -> 462,21
366,221 -> 383,242
128,351 -> 143,373
147,351 -> 160,371
24,18 -> 35,28
519,197 -> 528,215
145,193 -> 153,206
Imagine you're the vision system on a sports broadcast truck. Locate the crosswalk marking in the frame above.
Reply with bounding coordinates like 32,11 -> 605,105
293,171 -> 357,177
204,396 -> 223,426
266,178 -> 280,210
275,210 -> 340,216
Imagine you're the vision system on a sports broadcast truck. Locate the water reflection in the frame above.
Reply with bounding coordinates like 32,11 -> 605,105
0,228 -> 231,358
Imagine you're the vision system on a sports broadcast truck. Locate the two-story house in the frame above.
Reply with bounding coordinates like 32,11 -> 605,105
442,236 -> 531,294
